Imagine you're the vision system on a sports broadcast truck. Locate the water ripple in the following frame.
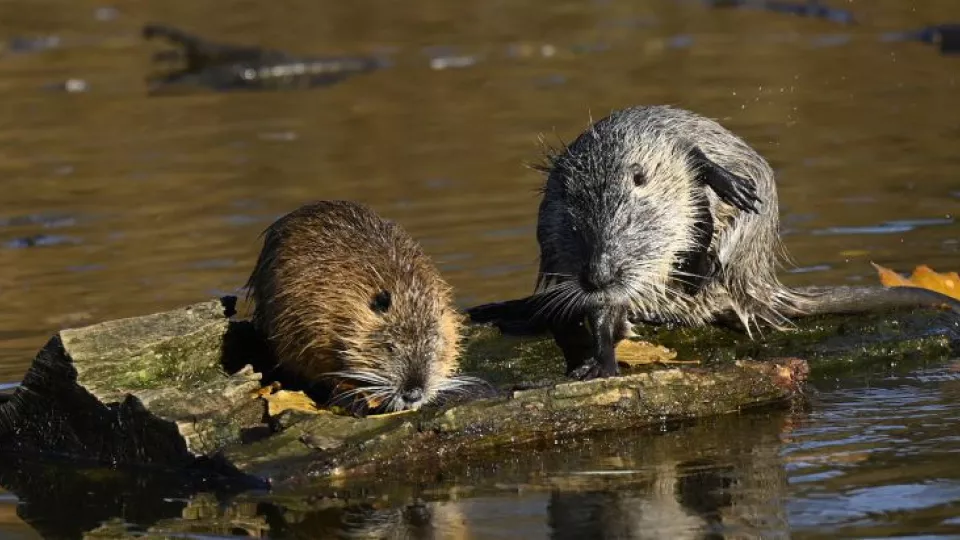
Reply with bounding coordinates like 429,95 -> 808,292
811,217 -> 955,236
0,213 -> 79,229
4,234 -> 80,249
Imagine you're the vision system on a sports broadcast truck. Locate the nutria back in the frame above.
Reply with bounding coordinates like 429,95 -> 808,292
245,200 -> 464,411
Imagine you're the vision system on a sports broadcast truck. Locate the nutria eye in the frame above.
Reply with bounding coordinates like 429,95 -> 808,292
633,172 -> 646,187
370,290 -> 391,313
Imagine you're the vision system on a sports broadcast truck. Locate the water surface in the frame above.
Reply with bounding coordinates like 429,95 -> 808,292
0,0 -> 958,536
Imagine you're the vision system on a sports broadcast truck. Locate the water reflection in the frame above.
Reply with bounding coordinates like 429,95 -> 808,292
0,408 -> 794,538
546,462 -> 738,539
785,366 -> 960,537
3,361 -> 960,537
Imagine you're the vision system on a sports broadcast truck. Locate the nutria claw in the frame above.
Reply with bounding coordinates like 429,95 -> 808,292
567,360 -> 612,381
690,146 -> 763,213
704,170 -> 762,213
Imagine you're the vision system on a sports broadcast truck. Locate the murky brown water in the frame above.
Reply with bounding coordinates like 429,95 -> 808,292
0,0 -> 958,537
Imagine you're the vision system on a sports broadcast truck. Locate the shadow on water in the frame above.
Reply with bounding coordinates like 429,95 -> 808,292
0,409 -> 796,538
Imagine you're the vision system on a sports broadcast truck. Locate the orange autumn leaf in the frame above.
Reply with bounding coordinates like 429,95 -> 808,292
910,266 -> 960,298
871,262 -> 914,287
872,263 -> 960,301
615,340 -> 698,367
251,381 -> 282,399
257,381 -> 386,413
261,389 -> 322,417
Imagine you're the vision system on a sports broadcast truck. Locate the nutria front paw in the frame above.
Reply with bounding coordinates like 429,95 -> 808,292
690,146 -> 762,213
568,360 -> 619,381
705,169 -> 761,213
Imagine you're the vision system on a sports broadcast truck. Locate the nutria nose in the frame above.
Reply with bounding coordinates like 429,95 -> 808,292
401,388 -> 424,403
580,263 -> 617,292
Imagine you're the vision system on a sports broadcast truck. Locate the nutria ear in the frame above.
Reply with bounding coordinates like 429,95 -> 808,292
688,146 -> 762,213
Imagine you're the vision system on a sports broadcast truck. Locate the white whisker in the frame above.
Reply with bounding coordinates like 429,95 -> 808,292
327,370 -> 394,387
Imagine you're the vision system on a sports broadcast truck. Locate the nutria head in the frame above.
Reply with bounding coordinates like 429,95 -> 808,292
328,252 -> 465,411
247,200 -> 470,411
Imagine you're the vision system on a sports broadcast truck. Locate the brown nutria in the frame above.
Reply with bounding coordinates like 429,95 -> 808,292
245,200 -> 470,412
467,105 -> 960,379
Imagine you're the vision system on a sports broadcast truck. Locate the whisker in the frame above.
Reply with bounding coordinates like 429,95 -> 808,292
532,286 -> 573,321
562,286 -> 589,322
388,395 -> 403,413
435,375 -> 489,395
538,272 -> 575,279
327,370 -> 394,386
337,386 -> 392,400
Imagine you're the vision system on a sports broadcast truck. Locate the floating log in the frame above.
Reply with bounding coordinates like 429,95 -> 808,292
0,296 -> 955,487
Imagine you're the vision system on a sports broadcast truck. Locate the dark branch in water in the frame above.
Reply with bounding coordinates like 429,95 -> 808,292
702,0 -> 857,25
891,24 -> 960,55
141,23 -> 388,94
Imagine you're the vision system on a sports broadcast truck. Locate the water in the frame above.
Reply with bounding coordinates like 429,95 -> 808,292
0,0 -> 958,537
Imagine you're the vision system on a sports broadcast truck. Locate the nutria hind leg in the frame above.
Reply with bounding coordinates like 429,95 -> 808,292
784,285 -> 960,318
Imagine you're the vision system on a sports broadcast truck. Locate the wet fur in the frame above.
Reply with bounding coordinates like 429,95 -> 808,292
468,105 -> 960,377
534,105 -> 802,333
245,200 -> 468,412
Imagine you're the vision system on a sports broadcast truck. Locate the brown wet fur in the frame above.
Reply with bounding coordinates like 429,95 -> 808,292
245,200 -> 463,411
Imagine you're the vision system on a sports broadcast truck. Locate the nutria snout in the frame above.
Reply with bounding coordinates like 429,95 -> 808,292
245,200 -> 471,412
468,105 -> 960,380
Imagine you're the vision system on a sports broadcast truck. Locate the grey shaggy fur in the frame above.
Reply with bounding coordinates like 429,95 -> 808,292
535,105 -> 803,335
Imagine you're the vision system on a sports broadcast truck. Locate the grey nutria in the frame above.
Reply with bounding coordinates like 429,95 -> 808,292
468,105 -> 960,379
245,200 -> 471,412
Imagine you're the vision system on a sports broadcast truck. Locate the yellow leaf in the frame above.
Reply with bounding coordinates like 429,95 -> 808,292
615,340 -> 692,367
910,265 -> 960,299
872,262 -> 960,302
871,262 -> 914,288
251,381 -> 282,399
262,389 -> 321,417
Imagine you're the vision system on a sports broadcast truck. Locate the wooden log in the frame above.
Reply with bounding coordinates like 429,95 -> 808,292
0,296 -> 953,486
0,298 -> 268,478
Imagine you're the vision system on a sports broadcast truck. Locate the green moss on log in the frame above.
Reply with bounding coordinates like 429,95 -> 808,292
630,308 -> 958,376
0,296 -> 954,487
